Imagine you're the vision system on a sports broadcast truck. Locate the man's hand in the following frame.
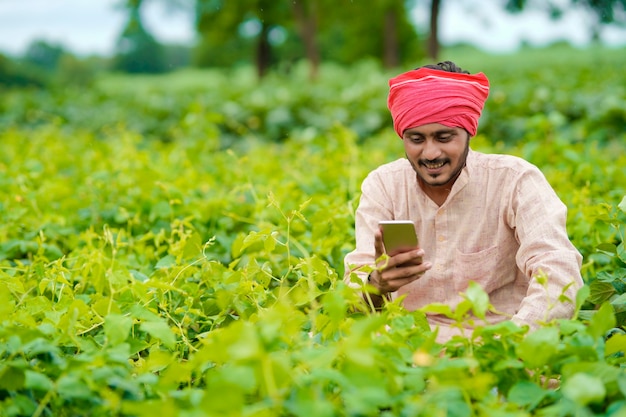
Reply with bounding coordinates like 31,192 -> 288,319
368,228 -> 432,295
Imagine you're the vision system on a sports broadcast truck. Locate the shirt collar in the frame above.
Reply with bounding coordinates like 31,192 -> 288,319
447,149 -> 472,200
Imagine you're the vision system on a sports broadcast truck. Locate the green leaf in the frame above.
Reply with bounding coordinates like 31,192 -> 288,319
231,234 -> 245,258
130,305 -> 162,322
130,269 -> 150,282
7,394 -> 37,416
464,281 -> 489,319
155,254 -> 176,269
605,333 -> 626,357
104,314 -> 133,345
588,280 -> 616,305
284,386 -> 336,417
575,285 -> 590,314
562,373 -> 606,405
493,358 -> 525,371
588,302 -> 616,339
452,299 -> 473,321
420,303 -> 454,318
618,242 -> 626,264
219,321 -> 262,362
507,380 -> 548,410
182,231 -> 203,259
149,200 -> 172,221
344,385 -> 392,416
21,337 -> 60,358
121,398 -> 179,416
144,349 -> 176,373
0,283 -> 15,318
561,361 -> 622,382
618,195 -> 626,213
106,343 -> 132,364
0,365 -> 25,390
24,370 -> 54,391
422,388 -> 472,417
610,293 -> 626,313
321,289 -> 348,322
558,319 -> 586,336
345,347 -> 376,367
57,374 -> 93,400
596,242 -> 617,255
264,233 -> 276,252
516,327 -> 559,369
597,270 -> 619,282
140,321 -> 176,350
617,372 -> 626,397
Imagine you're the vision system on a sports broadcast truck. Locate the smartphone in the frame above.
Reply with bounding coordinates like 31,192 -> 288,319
379,220 -> 418,254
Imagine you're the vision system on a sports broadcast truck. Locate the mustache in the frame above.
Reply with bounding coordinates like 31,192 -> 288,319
419,158 -> 449,166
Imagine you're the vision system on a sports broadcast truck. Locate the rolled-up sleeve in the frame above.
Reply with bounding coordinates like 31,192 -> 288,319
343,171 -> 392,286
508,166 -> 584,328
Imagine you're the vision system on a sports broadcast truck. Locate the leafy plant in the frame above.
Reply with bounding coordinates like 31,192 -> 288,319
1,45 -> 626,416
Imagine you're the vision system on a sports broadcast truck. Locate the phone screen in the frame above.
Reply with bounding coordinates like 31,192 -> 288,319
379,220 -> 418,254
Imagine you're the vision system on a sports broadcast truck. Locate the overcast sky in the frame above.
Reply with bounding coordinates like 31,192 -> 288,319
0,0 -> 624,57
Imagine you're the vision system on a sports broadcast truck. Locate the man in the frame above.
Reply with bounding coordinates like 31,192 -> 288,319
343,61 -> 584,342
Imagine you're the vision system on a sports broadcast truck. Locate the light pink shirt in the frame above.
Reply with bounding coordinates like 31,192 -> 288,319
344,150 -> 583,342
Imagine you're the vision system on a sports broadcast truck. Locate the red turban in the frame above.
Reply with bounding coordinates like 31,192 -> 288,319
387,67 -> 490,138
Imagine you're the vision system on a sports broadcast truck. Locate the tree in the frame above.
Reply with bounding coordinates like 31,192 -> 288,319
427,0 -> 441,60
292,0 -> 321,79
425,0 -> 625,61
0,53 -> 47,88
316,0 -> 422,68
194,0 -> 423,77
505,0 -> 626,42
290,0 -> 420,76
375,0 -> 421,68
23,40 -> 66,71
195,0 -> 292,78
113,0 -> 167,73
571,0 -> 626,40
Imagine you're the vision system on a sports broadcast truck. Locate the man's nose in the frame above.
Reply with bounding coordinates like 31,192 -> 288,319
422,139 -> 441,160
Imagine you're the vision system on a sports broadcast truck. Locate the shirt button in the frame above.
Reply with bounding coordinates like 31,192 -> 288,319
438,236 -> 445,242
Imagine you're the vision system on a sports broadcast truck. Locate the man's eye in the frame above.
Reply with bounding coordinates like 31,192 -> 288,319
438,135 -> 452,141
409,136 -> 424,143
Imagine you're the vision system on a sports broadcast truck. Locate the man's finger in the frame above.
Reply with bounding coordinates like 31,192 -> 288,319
374,229 -> 385,258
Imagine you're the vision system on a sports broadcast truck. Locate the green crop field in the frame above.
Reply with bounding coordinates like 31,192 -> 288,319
1,45 -> 626,416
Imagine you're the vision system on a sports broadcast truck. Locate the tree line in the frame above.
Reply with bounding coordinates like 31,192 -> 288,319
1,0 -> 624,88
134,0 -> 626,78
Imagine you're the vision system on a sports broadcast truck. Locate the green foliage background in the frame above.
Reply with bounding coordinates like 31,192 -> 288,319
1,45 -> 626,416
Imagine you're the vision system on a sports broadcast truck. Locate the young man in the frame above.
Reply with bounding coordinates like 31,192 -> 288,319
344,61 -> 584,342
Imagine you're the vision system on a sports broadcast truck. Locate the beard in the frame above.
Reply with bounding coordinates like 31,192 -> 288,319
407,139 -> 469,188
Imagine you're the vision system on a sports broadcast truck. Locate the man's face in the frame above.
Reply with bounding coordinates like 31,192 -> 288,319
402,123 -> 470,188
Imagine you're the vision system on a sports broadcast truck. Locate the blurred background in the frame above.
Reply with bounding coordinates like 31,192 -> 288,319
1,0 -> 625,87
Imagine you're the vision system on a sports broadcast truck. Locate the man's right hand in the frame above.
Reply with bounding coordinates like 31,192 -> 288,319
367,228 -> 432,295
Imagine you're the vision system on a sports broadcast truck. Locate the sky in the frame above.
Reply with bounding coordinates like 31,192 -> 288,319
0,0 -> 625,57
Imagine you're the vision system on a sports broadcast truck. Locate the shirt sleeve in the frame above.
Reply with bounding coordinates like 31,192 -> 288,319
343,171 -> 393,287
507,165 -> 584,328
